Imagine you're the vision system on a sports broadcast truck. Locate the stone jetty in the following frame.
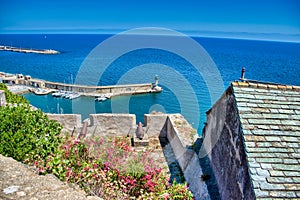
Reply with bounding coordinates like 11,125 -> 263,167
0,45 -> 59,54
0,72 -> 162,98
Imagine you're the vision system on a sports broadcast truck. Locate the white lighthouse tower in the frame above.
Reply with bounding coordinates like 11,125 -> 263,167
153,75 -> 162,92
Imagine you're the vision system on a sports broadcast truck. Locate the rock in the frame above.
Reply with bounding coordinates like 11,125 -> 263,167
0,154 -> 101,200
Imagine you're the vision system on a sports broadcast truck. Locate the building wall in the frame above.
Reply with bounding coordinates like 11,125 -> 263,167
202,88 -> 255,200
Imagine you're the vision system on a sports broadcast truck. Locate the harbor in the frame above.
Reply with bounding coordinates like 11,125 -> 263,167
0,45 -> 60,54
0,72 -> 163,101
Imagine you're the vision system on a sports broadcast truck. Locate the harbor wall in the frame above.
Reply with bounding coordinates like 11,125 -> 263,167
0,72 -> 162,97
44,81 -> 154,95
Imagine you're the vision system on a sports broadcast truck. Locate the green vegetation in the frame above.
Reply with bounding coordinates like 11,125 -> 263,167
0,84 -> 62,161
0,83 -> 28,104
0,84 -> 194,199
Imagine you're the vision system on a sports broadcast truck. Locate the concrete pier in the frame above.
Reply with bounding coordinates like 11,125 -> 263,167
0,45 -> 59,54
0,72 -> 162,97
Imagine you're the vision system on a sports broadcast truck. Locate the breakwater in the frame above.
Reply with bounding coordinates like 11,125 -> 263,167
0,45 -> 59,54
0,72 -> 162,97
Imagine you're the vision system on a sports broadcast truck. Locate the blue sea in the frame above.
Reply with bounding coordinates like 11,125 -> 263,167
0,34 -> 300,133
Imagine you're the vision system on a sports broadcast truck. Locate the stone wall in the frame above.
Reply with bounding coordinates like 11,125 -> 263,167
47,114 -> 82,136
202,88 -> 255,199
144,113 -> 169,137
87,114 -> 136,137
165,115 -> 210,199
45,81 -> 153,94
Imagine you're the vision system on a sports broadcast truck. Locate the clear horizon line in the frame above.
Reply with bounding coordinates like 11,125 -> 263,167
0,29 -> 299,43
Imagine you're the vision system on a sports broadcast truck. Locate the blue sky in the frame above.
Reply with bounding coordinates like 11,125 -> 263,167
0,0 -> 299,41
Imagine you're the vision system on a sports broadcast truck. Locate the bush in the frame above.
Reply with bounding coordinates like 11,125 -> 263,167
0,104 -> 62,162
0,83 -> 28,104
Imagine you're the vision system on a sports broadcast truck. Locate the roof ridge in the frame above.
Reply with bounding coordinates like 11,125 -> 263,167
232,80 -> 300,91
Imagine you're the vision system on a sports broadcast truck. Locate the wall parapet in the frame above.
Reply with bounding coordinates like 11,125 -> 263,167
87,113 -> 136,137
47,114 -> 82,135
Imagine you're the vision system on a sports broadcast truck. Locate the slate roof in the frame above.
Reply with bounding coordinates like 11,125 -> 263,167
232,81 -> 300,199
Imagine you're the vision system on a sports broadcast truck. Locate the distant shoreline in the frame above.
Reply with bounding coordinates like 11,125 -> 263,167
0,45 -> 60,54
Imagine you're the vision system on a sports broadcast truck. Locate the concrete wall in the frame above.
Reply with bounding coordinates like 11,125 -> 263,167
165,114 -> 210,200
202,88 -> 255,200
87,114 -> 136,137
45,81 -> 153,94
47,114 -> 82,135
144,113 -> 169,137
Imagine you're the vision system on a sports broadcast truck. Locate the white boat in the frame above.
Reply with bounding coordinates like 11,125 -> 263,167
95,96 -> 107,102
52,91 -> 62,97
63,92 -> 72,99
61,91 -> 68,98
69,93 -> 81,100
33,88 -> 50,95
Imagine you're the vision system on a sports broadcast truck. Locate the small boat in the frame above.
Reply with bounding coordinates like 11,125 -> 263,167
95,96 -> 107,102
33,88 -> 50,95
63,92 -> 72,99
69,93 -> 81,100
52,91 -> 62,97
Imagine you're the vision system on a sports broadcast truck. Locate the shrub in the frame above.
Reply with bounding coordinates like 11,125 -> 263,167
0,104 -> 62,162
0,83 -> 28,104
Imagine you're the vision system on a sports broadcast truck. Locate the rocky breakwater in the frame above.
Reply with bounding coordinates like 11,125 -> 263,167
0,45 -> 60,54
0,154 -> 101,200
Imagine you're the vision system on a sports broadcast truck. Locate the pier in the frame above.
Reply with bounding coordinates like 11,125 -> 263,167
0,45 -> 60,54
0,72 -> 162,98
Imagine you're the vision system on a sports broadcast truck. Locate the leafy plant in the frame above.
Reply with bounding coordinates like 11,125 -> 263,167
0,83 -> 28,104
0,104 -> 62,162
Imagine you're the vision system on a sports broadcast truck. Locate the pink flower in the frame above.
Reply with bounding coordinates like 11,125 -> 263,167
83,166 -> 89,171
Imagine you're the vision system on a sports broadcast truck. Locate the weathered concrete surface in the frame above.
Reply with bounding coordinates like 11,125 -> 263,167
87,114 -> 136,137
165,114 -> 210,200
0,154 -> 101,200
144,113 -> 168,137
47,114 -> 82,135
202,88 -> 255,200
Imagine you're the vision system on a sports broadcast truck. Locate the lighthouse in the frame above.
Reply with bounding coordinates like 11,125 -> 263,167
152,75 -> 162,92
154,75 -> 159,87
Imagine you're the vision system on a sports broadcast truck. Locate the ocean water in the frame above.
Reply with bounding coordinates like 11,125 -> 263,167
0,34 -> 300,133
